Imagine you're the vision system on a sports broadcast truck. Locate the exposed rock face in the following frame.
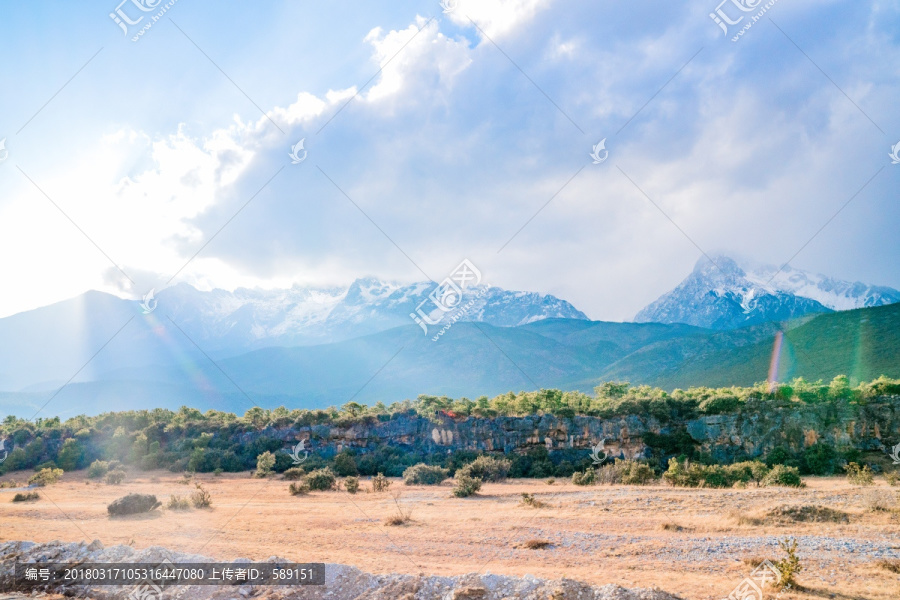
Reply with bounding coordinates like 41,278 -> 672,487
0,541 -> 683,600
255,396 -> 900,462
17,396 -> 874,472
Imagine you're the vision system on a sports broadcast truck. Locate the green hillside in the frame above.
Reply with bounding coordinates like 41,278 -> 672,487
598,303 -> 900,389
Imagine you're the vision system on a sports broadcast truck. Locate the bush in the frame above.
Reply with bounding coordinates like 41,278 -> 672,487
108,493 -> 161,516
520,492 -> 545,508
106,469 -> 126,485
87,460 -> 109,479
773,537 -> 802,587
191,483 -> 212,508
28,468 -> 63,487
167,495 -> 191,510
283,467 -> 306,481
12,492 -> 39,502
384,491 -> 412,525
885,471 -> 900,486
372,473 -> 391,493
344,476 -> 360,494
403,463 -> 449,485
572,468 -> 596,486
452,474 -> 482,498
761,464 -> 803,488
333,453 -> 358,477
457,455 -> 511,482
303,468 -> 336,491
844,462 -> 874,486
596,459 -> 656,485
289,481 -> 310,496
803,443 -> 838,475
255,451 -> 276,478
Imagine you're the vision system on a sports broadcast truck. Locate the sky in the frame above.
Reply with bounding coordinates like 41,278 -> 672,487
0,0 -> 898,322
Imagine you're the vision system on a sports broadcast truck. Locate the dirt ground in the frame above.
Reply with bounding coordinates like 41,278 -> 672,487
1,470 -> 899,600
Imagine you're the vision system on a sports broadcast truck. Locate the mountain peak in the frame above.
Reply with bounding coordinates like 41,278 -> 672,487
694,255 -> 744,279
637,254 -> 900,329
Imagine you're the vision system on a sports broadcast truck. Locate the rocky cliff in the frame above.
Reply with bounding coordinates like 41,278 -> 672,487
249,396 -> 900,463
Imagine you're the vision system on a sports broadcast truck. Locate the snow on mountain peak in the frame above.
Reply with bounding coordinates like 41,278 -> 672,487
636,255 -> 900,329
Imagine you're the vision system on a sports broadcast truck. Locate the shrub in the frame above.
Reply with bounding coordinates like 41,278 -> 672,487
520,492 -> 545,508
885,471 -> 900,486
452,474 -> 482,497
773,537 -> 802,587
344,476 -> 360,494
333,453 -> 358,477
403,463 -> 449,485
803,443 -> 838,475
572,467 -> 596,486
303,468 -> 336,491
108,493 -> 161,516
106,469 -> 126,485
522,539 -> 551,549
283,467 -> 306,481
28,468 -> 63,487
213,468 -> 223,477
191,483 -> 212,508
12,492 -> 39,502
372,473 -> 392,493
457,456 -> 511,482
288,481 -> 310,496
596,459 -> 656,485
844,462 -> 874,486
384,491 -> 412,525
546,478 -> 555,485
761,465 -> 803,488
255,451 -> 276,478
87,460 -> 109,479
167,495 -> 191,510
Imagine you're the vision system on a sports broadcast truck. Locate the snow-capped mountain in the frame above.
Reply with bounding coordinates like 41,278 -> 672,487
634,255 -> 900,330
157,278 -> 587,350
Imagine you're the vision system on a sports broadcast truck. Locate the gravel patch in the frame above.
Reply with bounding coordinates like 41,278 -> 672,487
0,540 -> 684,600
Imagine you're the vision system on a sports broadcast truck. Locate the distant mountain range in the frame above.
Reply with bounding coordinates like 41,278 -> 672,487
635,255 -> 900,330
143,278 -> 587,352
0,257 -> 897,418
0,279 -> 585,394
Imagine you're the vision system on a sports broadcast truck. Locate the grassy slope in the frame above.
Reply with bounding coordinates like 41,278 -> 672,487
593,303 -> 900,389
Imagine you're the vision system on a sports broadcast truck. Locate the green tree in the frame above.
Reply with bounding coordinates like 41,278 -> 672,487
56,439 -> 84,471
255,451 -> 276,478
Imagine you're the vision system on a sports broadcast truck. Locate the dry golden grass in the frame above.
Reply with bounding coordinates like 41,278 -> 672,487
1,471 -> 898,599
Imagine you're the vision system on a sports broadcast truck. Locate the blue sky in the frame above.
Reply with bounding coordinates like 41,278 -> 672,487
0,0 -> 898,321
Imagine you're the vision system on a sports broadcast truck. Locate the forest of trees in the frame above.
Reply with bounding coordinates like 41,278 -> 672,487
1,375 -> 897,479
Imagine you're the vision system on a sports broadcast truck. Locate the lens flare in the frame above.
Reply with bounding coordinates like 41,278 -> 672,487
767,331 -> 784,393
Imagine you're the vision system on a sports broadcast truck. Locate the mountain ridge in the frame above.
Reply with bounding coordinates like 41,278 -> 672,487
635,255 -> 900,329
